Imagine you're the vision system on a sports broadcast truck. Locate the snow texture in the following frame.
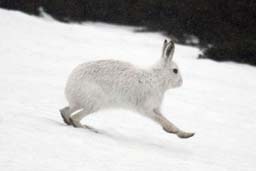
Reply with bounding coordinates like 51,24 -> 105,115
0,8 -> 256,171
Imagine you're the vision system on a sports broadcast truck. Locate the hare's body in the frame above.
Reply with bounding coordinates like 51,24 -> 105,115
65,60 -> 163,112
60,40 -> 194,138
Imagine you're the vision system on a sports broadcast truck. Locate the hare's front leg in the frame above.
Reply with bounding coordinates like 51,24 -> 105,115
147,108 -> 194,138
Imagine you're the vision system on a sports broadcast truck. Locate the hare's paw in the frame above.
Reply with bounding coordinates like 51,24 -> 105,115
70,117 -> 83,128
177,131 -> 195,139
163,126 -> 178,134
60,108 -> 71,125
70,118 -> 99,133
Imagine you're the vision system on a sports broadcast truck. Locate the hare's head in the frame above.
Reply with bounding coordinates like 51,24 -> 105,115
160,39 -> 183,89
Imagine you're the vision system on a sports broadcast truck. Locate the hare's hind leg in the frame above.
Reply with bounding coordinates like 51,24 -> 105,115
145,108 -> 194,138
69,107 -> 99,128
69,109 -> 88,128
60,106 -> 80,125
60,106 -> 71,125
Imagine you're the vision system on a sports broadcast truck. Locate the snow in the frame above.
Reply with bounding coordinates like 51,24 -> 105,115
1,8 -> 256,171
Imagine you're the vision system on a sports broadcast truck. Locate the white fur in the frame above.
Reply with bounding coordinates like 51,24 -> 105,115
60,40 -> 194,138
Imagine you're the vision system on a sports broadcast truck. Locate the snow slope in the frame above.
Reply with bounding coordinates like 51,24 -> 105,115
1,9 -> 256,171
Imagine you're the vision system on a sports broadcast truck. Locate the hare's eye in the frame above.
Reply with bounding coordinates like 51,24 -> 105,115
173,68 -> 178,74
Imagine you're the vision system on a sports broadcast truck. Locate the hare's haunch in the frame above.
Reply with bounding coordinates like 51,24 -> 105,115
60,40 -> 194,139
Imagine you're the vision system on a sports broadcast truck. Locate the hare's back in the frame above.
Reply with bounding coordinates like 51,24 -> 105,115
77,60 -> 138,81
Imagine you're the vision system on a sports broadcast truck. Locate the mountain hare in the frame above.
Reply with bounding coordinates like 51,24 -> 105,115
60,39 -> 194,138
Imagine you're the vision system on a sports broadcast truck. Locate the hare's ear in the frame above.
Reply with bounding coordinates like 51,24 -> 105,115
162,40 -> 175,62
161,39 -> 168,58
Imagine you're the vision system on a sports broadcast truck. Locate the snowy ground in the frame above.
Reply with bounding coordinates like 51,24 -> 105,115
1,8 -> 256,171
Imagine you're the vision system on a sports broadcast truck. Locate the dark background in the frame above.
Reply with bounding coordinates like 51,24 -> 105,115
1,0 -> 256,66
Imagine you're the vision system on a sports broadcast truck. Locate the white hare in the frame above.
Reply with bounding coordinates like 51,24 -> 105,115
60,39 -> 194,138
